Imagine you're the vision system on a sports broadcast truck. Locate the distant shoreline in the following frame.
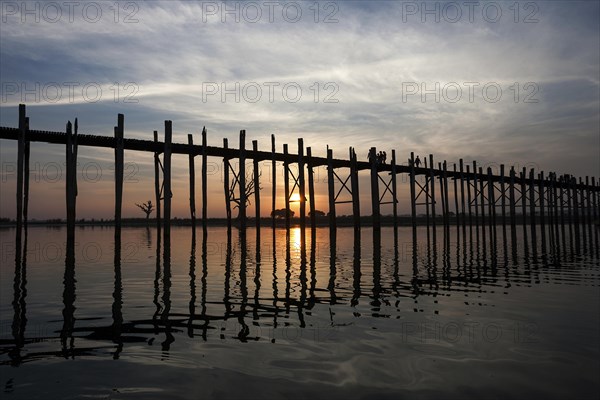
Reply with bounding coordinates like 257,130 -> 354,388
0,214 -> 551,228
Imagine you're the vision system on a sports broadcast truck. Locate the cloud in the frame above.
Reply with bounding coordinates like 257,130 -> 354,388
1,1 -> 598,218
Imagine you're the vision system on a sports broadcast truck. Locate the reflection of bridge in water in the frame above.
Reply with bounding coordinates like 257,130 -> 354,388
4,222 -> 599,366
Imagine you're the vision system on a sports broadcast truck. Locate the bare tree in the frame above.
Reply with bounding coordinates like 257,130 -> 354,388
230,171 -> 261,219
135,200 -> 154,221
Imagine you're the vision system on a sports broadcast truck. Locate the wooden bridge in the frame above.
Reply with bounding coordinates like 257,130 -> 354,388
1,104 -> 598,252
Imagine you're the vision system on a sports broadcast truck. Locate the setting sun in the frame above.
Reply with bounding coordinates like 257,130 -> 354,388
289,193 -> 301,202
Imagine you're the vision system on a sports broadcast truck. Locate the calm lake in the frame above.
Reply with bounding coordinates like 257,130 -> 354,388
1,225 -> 599,399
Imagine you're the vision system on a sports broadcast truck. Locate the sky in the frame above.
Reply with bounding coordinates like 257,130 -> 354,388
0,0 -> 599,220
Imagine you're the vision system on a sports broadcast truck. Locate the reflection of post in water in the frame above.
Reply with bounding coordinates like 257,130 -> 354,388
592,177 -> 599,258
284,230 -> 291,316
271,229 -> 279,331
328,228 -> 337,305
10,228 -> 28,366
112,237 -> 123,359
297,231 -> 308,328
188,230 -> 196,338
411,238 -> 420,298
371,229 -> 382,313
237,232 -> 249,341
153,229 -> 162,335
61,237 -> 76,358
253,232 -> 262,323
161,234 -> 173,352
224,229 -> 233,321
351,229 -> 361,310
308,229 -> 317,309
200,230 -> 208,341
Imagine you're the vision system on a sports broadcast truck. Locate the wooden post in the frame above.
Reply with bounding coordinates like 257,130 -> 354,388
409,152 -> 417,235
520,168 -> 528,242
539,171 -> 546,251
472,162 -> 479,235
153,131 -> 161,231
23,117 -> 30,228
239,130 -> 247,231
307,147 -> 316,230
163,121 -> 172,240
202,127 -> 208,230
298,138 -> 306,232
509,167 -> 516,234
466,164 -> 472,234
573,176 -> 580,250
585,175 -> 593,247
65,120 -> 78,244
424,158 -> 430,235
350,148 -> 361,231
529,168 -> 537,247
369,147 -> 380,230
16,105 -> 26,244
327,147 -> 336,230
284,144 -> 291,230
429,155 -> 436,234
438,162 -> 446,227
391,150 -> 398,230
553,173 -> 561,250
459,159 -> 466,237
271,134 -> 276,229
487,167 -> 496,243
500,164 -> 506,233
115,114 -> 124,234
592,177 -> 598,251
443,161 -> 450,231
223,138 -> 231,230
253,140 -> 261,231
188,134 -> 196,228
559,174 -> 566,243
453,163 -> 460,232
478,167 -> 486,243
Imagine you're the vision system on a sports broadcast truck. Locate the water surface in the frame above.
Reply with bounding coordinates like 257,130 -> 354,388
1,225 -> 599,399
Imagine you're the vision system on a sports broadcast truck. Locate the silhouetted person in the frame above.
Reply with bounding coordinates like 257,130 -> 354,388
382,151 -> 387,164
415,156 -> 421,168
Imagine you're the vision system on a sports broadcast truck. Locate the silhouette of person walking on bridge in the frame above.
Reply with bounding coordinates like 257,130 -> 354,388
415,156 -> 421,168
